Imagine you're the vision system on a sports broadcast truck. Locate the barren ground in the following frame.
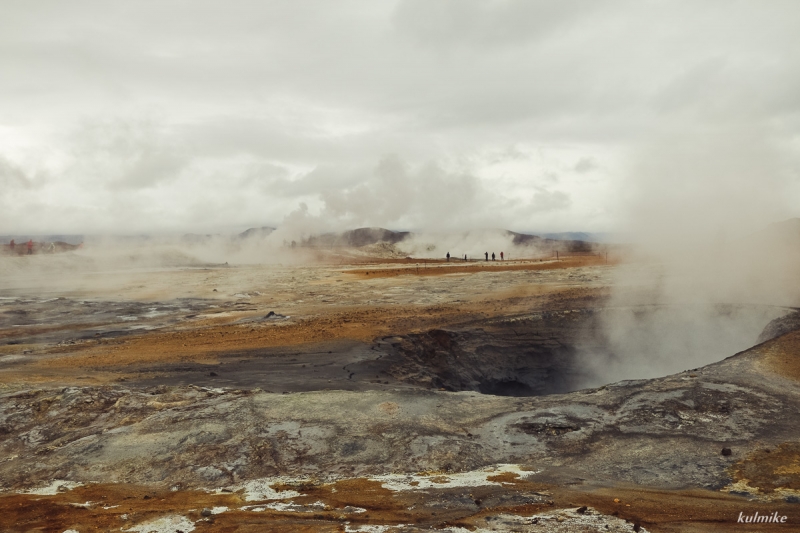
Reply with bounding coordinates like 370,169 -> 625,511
1,253 -> 799,532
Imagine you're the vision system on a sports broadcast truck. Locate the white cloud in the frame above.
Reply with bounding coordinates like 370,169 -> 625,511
531,189 -> 571,213
0,1 -> 798,234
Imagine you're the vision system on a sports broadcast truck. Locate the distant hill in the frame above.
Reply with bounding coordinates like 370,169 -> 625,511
180,233 -> 217,244
0,234 -> 84,245
342,227 -> 409,246
505,231 -> 543,246
506,230 -> 594,252
237,227 -> 276,239
540,232 -> 621,243
305,227 -> 410,248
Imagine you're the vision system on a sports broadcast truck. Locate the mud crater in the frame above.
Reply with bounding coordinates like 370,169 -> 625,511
378,311 -> 595,396
380,306 -> 793,397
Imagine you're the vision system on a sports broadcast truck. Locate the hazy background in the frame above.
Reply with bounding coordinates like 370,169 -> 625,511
3,1 -> 800,384
1,0 -> 798,238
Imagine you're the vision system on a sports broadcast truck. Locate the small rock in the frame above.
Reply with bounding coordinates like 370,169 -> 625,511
721,447 -> 732,456
201,508 -> 212,517
209,372 -> 218,377
576,506 -> 588,514
785,495 -> 800,503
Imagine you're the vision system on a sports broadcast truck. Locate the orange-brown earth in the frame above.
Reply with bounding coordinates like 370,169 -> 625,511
348,255 -> 612,279
0,256 -> 607,386
1,477 -> 797,532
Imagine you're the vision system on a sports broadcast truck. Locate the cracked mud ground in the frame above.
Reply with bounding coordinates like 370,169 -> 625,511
1,254 -> 799,532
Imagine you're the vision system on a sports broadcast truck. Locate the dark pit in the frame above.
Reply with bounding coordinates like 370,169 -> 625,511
376,305 -> 793,397
127,305 -> 793,396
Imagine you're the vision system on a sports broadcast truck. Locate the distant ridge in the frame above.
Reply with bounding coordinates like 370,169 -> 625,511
540,232 -> 620,243
181,233 -> 216,244
505,230 -> 543,246
305,227 -> 410,248
238,226 -> 276,239
505,230 -> 594,252
0,234 -> 84,245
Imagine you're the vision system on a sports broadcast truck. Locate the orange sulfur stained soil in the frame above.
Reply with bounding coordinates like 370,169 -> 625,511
0,258 -> 608,383
730,442 -> 800,494
759,329 -> 800,382
347,255 -> 613,279
0,478 -> 796,533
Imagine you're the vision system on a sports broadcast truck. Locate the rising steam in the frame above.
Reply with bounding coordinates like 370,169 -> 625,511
579,124 -> 800,385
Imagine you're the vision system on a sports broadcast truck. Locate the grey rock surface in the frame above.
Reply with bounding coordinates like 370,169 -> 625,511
2,337 -> 797,494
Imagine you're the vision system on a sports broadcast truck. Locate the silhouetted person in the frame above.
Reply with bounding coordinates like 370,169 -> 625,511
27,239 -> 33,255
491,252 -> 495,261
485,252 -> 488,261
464,254 -> 467,261
500,251 -> 504,261
9,239 -> 14,253
446,252 -> 450,262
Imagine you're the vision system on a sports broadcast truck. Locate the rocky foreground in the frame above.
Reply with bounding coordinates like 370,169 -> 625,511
2,324 -> 799,531
1,256 -> 799,531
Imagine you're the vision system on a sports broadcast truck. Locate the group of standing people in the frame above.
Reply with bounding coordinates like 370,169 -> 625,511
445,251 -> 505,261
7,239 -> 34,255
6,239 -> 83,255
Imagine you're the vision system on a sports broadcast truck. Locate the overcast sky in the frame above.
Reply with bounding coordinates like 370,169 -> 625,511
1,0 -> 799,236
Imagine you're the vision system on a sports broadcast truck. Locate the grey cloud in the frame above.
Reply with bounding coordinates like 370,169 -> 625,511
241,162 -> 291,190
69,118 -> 188,190
622,124 -> 794,247
393,0 -> 600,48
282,165 -> 365,196
274,155 -> 519,239
243,163 -> 367,199
531,189 -> 571,213
574,157 -> 595,174
317,156 -> 484,230
1,1 -> 799,233
0,157 -> 37,190
179,118 -> 350,164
